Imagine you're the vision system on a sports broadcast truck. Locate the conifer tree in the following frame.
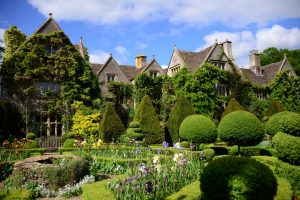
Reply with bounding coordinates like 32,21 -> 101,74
264,100 -> 285,117
221,98 -> 244,119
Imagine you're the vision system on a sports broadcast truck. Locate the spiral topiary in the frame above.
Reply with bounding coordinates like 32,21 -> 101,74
200,156 -> 277,200
179,115 -> 217,144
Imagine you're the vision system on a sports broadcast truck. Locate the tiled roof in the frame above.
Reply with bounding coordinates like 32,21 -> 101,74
162,68 -> 168,74
119,65 -> 137,81
91,63 -> 104,75
33,17 -> 62,35
177,45 -> 213,72
240,68 -> 266,84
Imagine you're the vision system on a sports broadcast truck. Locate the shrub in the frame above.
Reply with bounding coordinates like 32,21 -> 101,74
26,133 -> 36,140
0,161 -> 13,181
180,141 -> 190,148
23,140 -> 39,149
0,188 -> 31,200
272,132 -> 300,165
167,94 -> 195,143
265,111 -> 300,136
99,103 -> 125,143
179,115 -> 217,145
133,95 -> 164,144
200,156 -> 277,200
63,139 -> 75,148
228,146 -> 277,157
264,100 -> 285,117
129,121 -> 140,128
218,111 -> 264,155
221,98 -> 244,119
202,148 -> 215,161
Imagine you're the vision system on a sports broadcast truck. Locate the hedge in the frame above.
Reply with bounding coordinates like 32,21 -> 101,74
202,148 -> 215,162
165,180 -> 200,200
221,98 -> 244,119
0,188 -> 31,200
179,115 -> 217,144
272,132 -> 300,165
63,138 -> 75,148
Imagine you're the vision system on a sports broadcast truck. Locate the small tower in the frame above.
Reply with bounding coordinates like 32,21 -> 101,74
78,36 -> 85,60
135,54 -> 147,68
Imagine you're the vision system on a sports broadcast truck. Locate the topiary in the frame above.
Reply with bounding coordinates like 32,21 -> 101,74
167,93 -> 195,143
133,95 -> 164,144
200,156 -> 277,200
179,115 -> 217,145
128,121 -> 140,128
264,100 -> 285,117
202,148 -> 215,161
63,139 -> 75,148
180,141 -> 190,148
99,103 -> 125,143
218,111 -> 264,155
25,133 -> 35,140
221,98 -> 244,119
23,140 -> 39,149
272,132 -> 300,165
265,111 -> 300,136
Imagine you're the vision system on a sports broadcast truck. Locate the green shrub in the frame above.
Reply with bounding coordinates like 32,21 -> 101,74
23,140 -> 39,149
275,160 -> 300,194
0,188 -> 31,200
165,180 -> 200,200
99,103 -> 125,143
198,143 -> 208,151
167,94 -> 195,143
128,121 -> 140,128
0,161 -> 13,181
179,115 -> 217,144
264,100 -> 285,117
133,95 -> 164,144
218,111 -> 264,155
202,148 -> 215,161
265,111 -> 300,136
228,146 -> 277,157
210,146 -> 229,155
25,133 -> 35,140
180,141 -> 190,148
221,98 -> 244,119
272,132 -> 300,165
63,139 -> 75,148
274,177 -> 293,200
200,156 -> 277,200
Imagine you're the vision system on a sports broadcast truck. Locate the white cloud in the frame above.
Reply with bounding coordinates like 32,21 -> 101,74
161,65 -> 168,69
136,42 -> 148,50
198,25 -> 300,67
114,45 -> 130,64
89,50 -> 110,63
27,0 -> 300,27
0,28 -> 5,47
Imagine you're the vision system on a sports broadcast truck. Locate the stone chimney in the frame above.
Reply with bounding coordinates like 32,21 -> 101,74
249,50 -> 262,75
78,36 -> 85,60
135,54 -> 147,68
222,40 -> 233,60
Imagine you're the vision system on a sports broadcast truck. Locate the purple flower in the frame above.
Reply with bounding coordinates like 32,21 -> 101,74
147,147 -> 152,151
157,148 -> 161,154
162,141 -> 169,148
145,181 -> 153,195
135,149 -> 139,155
139,163 -> 149,175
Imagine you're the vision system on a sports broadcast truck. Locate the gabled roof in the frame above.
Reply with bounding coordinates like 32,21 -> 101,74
119,65 -> 137,81
91,63 -> 104,75
240,68 -> 266,84
33,15 -> 62,35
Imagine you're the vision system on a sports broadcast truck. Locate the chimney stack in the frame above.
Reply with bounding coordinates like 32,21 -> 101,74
135,54 -> 147,68
222,40 -> 233,60
78,36 -> 85,60
249,50 -> 262,75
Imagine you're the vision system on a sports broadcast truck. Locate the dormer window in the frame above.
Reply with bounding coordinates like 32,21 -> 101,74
171,65 -> 180,75
107,74 -> 116,83
149,70 -> 158,78
209,60 -> 226,70
35,81 -> 61,94
216,83 -> 229,96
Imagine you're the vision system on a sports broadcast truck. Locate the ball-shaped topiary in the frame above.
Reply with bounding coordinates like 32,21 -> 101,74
218,111 -> 264,154
26,133 -> 36,140
179,115 -> 217,144
200,156 -> 277,200
63,139 -> 75,148
265,111 -> 300,136
23,140 -> 39,149
180,141 -> 190,148
272,132 -> 300,165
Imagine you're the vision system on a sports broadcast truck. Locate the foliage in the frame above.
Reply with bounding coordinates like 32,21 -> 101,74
200,156 -> 277,200
0,161 -> 13,181
165,180 -> 200,200
228,145 -> 277,157
23,140 -> 39,149
272,132 -> 300,165
70,101 -> 101,138
0,188 -> 31,200
99,103 -> 125,143
82,179 -> 115,200
108,81 -> 132,105
247,93 -> 268,120
264,100 -> 285,117
63,139 -> 75,148
179,115 -> 217,144
221,98 -> 244,119
180,141 -> 190,148
159,75 -> 176,121
26,133 -> 36,140
173,63 -> 227,116
265,111 -> 300,136
218,111 -> 264,153
167,93 -> 195,143
3,26 -> 26,58
133,95 -> 164,144
269,71 -> 300,112
202,148 -> 215,161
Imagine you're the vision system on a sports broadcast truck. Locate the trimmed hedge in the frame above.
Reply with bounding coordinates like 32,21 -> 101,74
221,98 -> 244,119
63,138 -> 75,148
229,146 -> 277,157
167,93 -> 195,143
25,132 -> 35,140
100,103 -> 125,143
202,148 -> 215,161
133,95 -> 164,144
200,156 -> 277,200
272,132 -> 300,165
264,100 -> 285,117
165,180 -> 200,200
218,111 -> 264,147
23,140 -> 39,149
180,141 -> 190,148
179,115 -> 217,144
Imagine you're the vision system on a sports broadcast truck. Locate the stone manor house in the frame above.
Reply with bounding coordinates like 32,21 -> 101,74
0,15 -> 297,137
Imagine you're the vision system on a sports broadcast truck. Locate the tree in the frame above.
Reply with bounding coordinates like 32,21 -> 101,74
133,95 -> 164,144
167,93 -> 195,143
221,98 -> 244,119
3,26 -> 26,59
264,100 -> 285,117
0,39 -> 4,61
108,81 -> 132,105
218,111 -> 264,155
99,102 -> 125,143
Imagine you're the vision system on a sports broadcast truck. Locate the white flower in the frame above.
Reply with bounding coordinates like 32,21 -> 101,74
173,153 -> 183,162
153,155 -> 160,164
155,163 -> 162,173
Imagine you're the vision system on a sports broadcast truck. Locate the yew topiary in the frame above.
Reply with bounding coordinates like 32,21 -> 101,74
221,98 -> 244,119
218,111 -> 264,155
179,115 -> 217,144
264,100 -> 285,117
99,103 -> 125,143
133,95 -> 164,144
167,93 -> 195,143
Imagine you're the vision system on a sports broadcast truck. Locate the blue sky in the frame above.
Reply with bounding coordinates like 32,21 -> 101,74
1,0 -> 300,68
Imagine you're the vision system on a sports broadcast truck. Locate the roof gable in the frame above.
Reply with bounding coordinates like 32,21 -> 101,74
33,16 -> 62,35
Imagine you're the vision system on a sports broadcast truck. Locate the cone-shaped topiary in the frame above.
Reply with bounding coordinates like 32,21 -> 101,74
221,98 -> 244,119
264,100 -> 285,117
167,93 -> 195,143
218,111 -> 264,155
265,111 -> 300,136
200,156 -> 277,200
179,114 -> 217,144
99,103 -> 125,143
133,95 -> 164,144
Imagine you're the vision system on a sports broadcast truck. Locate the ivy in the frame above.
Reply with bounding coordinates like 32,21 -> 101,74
3,26 -> 26,59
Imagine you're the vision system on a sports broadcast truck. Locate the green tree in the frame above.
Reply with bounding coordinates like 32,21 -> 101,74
221,98 -> 244,119
3,26 -> 26,58
264,100 -> 285,117
108,81 -> 132,105
133,95 -> 164,144
167,93 -> 195,143
99,103 -> 125,143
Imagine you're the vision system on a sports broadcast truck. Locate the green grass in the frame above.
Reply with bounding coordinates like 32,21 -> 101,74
165,181 -> 201,200
0,188 -> 31,200
82,179 -> 115,200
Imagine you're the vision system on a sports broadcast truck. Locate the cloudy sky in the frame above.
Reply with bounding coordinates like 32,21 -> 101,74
0,0 -> 300,67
